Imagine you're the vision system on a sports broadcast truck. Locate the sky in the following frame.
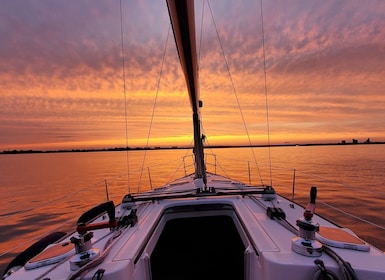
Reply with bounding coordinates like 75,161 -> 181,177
1,0 -> 384,150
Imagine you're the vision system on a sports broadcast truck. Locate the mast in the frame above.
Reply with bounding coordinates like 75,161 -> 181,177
166,0 -> 206,185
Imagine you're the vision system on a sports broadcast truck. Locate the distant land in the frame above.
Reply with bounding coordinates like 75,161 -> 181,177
1,140 -> 384,155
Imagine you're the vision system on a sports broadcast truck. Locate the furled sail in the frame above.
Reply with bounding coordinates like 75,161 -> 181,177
166,0 -> 206,184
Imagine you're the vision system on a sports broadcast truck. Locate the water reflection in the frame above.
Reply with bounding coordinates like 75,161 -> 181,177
0,145 -> 384,272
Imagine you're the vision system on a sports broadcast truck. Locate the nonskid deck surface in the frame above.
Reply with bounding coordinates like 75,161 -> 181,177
4,173 -> 385,280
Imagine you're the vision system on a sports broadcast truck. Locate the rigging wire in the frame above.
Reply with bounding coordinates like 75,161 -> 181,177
119,0 -> 131,193
259,0 -> 274,187
206,0 -> 264,185
137,25 -> 171,193
196,1 -> 236,182
195,1 -> 232,181
319,201 -> 385,231
198,0 -> 205,142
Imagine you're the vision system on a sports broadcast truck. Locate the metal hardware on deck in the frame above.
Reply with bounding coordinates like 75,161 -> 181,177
291,168 -> 296,202
119,208 -> 138,227
196,186 -> 216,195
266,207 -> 286,220
71,232 -> 93,254
291,186 -> 322,257
69,232 -> 100,271
69,247 -> 100,271
262,186 -> 276,200
69,201 -> 119,270
120,195 -> 139,226
121,194 -> 136,210
194,178 -> 216,194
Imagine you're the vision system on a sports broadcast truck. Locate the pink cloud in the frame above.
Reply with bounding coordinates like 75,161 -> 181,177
1,0 -> 385,149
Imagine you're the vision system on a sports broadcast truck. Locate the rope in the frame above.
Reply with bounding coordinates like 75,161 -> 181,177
259,0 -> 273,187
322,246 -> 359,280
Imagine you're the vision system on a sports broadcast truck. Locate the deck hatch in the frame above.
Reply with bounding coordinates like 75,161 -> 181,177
163,203 -> 234,214
150,215 -> 245,280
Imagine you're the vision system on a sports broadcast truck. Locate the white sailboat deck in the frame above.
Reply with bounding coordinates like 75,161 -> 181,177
6,173 -> 385,280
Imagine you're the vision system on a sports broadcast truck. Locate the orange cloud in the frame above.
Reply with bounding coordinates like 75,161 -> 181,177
1,0 -> 385,150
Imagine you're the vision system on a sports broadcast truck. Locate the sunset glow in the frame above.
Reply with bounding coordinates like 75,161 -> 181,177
1,0 -> 384,150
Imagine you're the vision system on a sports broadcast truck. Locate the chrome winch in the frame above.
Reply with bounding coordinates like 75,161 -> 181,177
69,232 -> 100,271
291,186 -> 322,257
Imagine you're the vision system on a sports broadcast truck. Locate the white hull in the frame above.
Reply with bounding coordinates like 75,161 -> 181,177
4,172 -> 385,279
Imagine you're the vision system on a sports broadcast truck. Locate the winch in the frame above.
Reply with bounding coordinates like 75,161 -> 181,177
291,186 -> 322,257
69,232 -> 100,271
69,201 -> 117,270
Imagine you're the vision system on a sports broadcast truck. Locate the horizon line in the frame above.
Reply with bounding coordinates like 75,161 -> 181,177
2,141 -> 384,155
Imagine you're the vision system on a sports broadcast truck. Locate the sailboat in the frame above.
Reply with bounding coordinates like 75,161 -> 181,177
3,1 -> 385,279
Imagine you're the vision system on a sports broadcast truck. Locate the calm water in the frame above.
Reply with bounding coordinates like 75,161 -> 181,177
0,145 -> 384,272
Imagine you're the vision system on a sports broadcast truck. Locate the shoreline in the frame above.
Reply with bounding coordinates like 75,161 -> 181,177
1,141 -> 384,155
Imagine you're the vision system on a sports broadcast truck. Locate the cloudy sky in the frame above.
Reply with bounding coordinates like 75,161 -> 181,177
1,0 -> 384,150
